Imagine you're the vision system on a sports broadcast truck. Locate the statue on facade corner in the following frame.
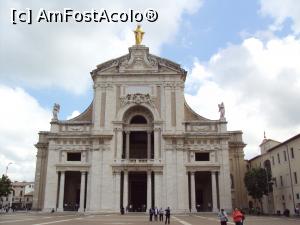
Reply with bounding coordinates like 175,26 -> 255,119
218,102 -> 225,120
52,103 -> 60,120
134,25 -> 144,45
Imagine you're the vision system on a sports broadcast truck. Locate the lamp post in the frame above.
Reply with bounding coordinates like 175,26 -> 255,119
5,162 -> 13,208
5,162 -> 12,176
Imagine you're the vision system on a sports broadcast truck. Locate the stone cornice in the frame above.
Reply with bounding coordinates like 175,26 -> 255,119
162,133 -> 230,139
47,133 -> 113,140
228,141 -> 247,148
35,143 -> 49,149
111,162 -> 164,172
57,121 -> 92,125
185,163 -> 220,172
56,163 -> 91,172
183,133 -> 231,138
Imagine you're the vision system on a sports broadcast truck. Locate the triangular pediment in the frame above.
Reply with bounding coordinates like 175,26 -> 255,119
91,45 -> 186,78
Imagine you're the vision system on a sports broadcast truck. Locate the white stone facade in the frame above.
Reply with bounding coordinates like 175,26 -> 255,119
33,45 -> 246,213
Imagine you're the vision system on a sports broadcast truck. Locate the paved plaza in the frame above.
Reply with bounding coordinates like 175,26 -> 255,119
0,212 -> 300,225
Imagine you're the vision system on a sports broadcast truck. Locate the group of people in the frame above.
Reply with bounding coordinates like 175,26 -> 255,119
0,205 -> 16,213
149,207 -> 171,224
218,208 -> 245,225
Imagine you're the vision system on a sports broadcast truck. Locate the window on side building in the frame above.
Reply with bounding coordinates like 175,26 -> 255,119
291,148 -> 294,159
280,175 -> 283,186
294,172 -> 298,184
283,151 -> 287,161
274,177 -> 277,187
277,153 -> 281,164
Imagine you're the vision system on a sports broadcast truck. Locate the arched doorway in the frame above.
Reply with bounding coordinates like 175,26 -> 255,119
121,106 -> 155,211
122,106 -> 154,160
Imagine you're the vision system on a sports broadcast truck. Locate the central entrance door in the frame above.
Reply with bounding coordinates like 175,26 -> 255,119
128,172 -> 147,212
195,171 -> 212,212
63,171 -> 81,211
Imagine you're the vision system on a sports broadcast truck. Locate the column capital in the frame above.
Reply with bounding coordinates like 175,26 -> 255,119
113,127 -> 123,132
154,171 -> 163,175
113,171 -> 121,175
125,130 -> 131,134
153,127 -> 161,131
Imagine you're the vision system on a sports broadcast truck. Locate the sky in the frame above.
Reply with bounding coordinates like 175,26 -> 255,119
0,0 -> 300,181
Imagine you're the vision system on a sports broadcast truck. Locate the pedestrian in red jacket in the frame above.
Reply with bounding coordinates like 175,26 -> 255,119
232,208 -> 243,225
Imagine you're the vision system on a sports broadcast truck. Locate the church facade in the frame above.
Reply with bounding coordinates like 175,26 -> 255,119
32,41 -> 247,213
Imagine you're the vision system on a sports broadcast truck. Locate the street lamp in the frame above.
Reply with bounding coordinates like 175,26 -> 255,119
5,162 -> 12,176
5,162 -> 13,209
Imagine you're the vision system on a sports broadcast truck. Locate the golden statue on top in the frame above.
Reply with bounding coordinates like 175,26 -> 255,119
134,25 -> 144,45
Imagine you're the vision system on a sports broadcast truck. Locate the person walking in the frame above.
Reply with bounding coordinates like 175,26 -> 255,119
240,209 -> 245,225
149,207 -> 154,221
159,207 -> 164,221
154,207 -> 159,221
232,208 -> 243,225
218,209 -> 228,225
165,207 -> 170,224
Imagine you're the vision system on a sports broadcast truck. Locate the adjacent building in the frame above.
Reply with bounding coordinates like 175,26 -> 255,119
247,134 -> 300,215
0,181 -> 34,210
32,33 -> 247,213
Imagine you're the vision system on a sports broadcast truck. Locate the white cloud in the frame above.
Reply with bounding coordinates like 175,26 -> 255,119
67,110 -> 80,120
0,0 -> 203,94
260,0 -> 300,34
0,85 -> 51,181
185,35 -> 300,159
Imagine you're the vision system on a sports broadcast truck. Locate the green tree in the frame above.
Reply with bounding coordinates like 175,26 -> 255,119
244,167 -> 268,213
0,174 -> 12,200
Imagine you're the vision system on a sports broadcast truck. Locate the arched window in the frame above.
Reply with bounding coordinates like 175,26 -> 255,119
130,115 -> 147,124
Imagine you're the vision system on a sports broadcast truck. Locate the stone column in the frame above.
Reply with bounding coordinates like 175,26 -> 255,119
116,128 -> 123,159
78,172 -> 86,212
147,170 -> 152,210
115,172 -> 121,210
211,171 -> 218,212
154,172 -> 162,207
123,171 -> 128,208
147,131 -> 151,159
57,171 -> 65,212
190,172 -> 196,212
126,131 -> 130,159
154,127 -> 160,160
